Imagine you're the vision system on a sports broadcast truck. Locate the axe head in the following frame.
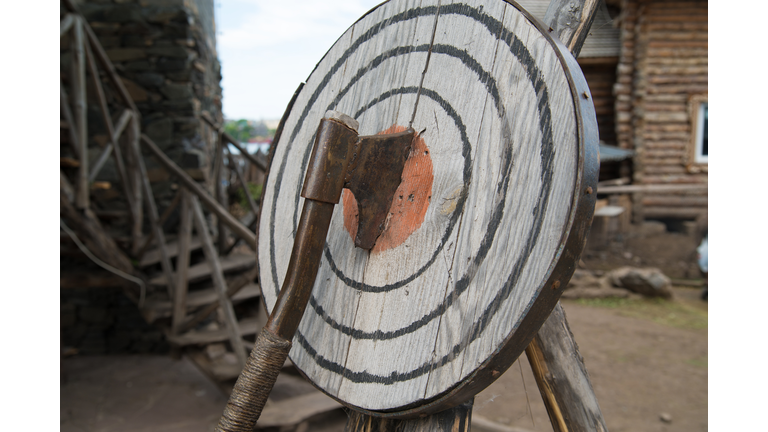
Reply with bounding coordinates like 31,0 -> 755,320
301,111 -> 414,251
344,128 -> 415,250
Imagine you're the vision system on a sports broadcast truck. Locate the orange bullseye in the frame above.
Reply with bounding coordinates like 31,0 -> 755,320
342,125 -> 434,253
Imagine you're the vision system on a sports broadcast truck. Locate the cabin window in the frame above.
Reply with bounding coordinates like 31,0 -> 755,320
687,94 -> 708,170
693,102 -> 708,163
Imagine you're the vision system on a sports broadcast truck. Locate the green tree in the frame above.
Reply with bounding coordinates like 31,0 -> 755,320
223,119 -> 256,143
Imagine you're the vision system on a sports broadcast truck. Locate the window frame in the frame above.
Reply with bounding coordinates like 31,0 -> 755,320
687,94 -> 708,172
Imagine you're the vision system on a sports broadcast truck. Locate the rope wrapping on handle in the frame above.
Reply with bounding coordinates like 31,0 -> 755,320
215,328 -> 292,432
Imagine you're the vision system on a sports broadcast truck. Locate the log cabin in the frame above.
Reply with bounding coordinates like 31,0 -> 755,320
521,0 -> 708,224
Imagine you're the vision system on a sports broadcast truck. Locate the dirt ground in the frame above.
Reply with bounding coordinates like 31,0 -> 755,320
60,227 -> 707,432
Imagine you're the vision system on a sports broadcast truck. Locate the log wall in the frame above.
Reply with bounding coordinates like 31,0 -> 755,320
614,0 -> 708,221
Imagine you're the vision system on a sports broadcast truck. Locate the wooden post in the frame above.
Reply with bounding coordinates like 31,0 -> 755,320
345,399 -> 474,432
214,131 -> 229,254
127,114 -> 144,256
60,82 -> 80,159
227,148 -> 260,218
525,304 -> 608,432
172,189 -> 193,334
70,17 -> 88,210
190,195 -> 248,367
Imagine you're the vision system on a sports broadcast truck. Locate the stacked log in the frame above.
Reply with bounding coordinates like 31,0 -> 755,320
615,0 -> 708,221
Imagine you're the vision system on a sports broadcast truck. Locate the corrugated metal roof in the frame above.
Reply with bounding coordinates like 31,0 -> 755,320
514,0 -> 621,58
599,143 -> 634,162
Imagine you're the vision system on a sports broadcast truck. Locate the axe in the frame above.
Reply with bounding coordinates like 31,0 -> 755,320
215,111 -> 415,432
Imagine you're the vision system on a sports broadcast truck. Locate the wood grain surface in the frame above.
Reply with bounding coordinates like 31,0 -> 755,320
259,0 -> 591,413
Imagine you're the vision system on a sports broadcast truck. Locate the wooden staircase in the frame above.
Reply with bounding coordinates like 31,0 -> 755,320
59,2 -> 345,428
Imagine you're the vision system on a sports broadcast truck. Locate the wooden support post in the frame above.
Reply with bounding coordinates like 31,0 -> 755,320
227,147 -> 260,218
60,13 -> 74,37
215,132 -> 229,254
60,82 -> 81,159
190,194 -> 248,367
70,17 -> 88,210
345,399 -> 474,432
131,128 -> 176,297
525,304 -> 608,432
172,189 -> 193,334
140,133 -> 258,251
127,114 -> 144,256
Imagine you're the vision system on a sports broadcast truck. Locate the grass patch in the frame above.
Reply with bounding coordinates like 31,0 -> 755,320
237,183 -> 263,209
685,358 -> 708,368
571,297 -> 708,331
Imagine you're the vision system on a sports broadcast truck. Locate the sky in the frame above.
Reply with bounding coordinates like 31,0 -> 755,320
215,0 -> 383,121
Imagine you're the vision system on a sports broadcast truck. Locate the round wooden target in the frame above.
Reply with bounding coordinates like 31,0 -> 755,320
258,0 -> 599,417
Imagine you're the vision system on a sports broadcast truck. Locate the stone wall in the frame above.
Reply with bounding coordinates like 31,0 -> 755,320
61,286 -> 170,355
64,0 -> 222,220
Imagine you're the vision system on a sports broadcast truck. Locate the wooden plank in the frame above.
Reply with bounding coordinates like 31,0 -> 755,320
127,114 -> 145,256
140,236 -> 203,267
168,316 -> 261,346
190,195 -> 248,367
143,283 -> 262,319
149,253 -> 256,286
641,206 -> 706,219
525,304 -> 608,432
60,13 -> 74,37
172,190 -> 193,334
597,183 -> 706,194
176,268 -> 259,332
140,133 -> 258,250
60,82 -> 80,159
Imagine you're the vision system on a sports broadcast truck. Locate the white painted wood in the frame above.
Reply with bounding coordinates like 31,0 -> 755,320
259,0 -> 584,412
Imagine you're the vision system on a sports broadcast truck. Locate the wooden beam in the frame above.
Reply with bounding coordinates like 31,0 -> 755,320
60,82 -> 80,159
81,19 -> 139,114
525,304 -> 608,432
214,131 -> 229,255
189,195 -> 248,367
597,183 -> 707,194
71,17 -> 88,209
60,13 -> 74,37
172,190 -> 193,334
127,114 -> 145,256
140,133 -> 258,251
227,147 -> 261,226
131,129 -> 176,297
